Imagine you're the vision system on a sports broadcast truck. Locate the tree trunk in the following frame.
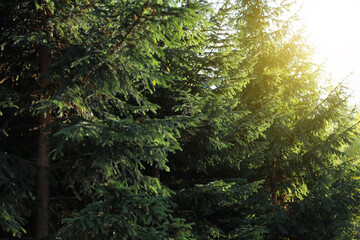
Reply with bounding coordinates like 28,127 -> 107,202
270,160 -> 278,205
35,24 -> 52,240
36,107 -> 51,240
151,166 -> 160,179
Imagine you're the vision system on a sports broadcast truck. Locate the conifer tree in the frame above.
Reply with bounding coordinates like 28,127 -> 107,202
1,0 -> 210,238
1,0 -> 360,239
169,0 -> 360,239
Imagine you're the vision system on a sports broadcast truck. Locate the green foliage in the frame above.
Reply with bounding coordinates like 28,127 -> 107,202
0,152 -> 34,237
173,179 -> 269,239
57,181 -> 193,240
1,0 -> 360,239
285,162 -> 360,239
43,0 -> 210,186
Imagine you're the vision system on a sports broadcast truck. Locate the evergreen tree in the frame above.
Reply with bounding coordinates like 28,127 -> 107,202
1,0 -> 210,238
1,0 -> 360,239
169,0 -> 360,239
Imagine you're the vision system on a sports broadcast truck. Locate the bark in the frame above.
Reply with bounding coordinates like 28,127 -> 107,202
36,107 -> 51,240
151,166 -> 160,179
270,161 -> 278,205
35,18 -> 52,240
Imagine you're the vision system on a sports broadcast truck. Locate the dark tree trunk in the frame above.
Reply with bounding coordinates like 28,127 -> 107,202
35,16 -> 52,239
151,166 -> 160,179
270,160 -> 278,205
36,106 -> 51,240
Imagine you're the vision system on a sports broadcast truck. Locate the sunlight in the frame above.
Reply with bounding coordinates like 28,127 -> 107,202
299,0 -> 360,103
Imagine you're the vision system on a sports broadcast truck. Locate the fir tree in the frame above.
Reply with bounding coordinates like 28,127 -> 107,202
1,0 -> 360,239
1,0 -> 210,238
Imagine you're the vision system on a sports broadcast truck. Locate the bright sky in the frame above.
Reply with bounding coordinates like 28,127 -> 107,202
299,0 -> 360,104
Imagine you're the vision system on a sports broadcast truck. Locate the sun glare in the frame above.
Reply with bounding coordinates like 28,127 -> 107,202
300,0 -> 360,103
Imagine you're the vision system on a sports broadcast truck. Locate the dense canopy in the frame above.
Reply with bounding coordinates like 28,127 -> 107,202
1,0 -> 360,239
